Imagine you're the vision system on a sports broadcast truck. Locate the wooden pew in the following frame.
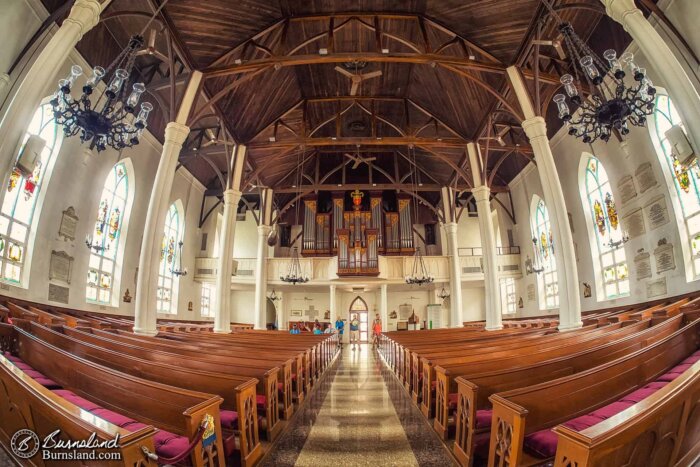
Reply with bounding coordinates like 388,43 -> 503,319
486,315 -> 700,466
2,322 -> 233,467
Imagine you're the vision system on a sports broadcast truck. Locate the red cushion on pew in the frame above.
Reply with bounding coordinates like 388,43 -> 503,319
644,381 -> 669,390
476,409 -> 493,429
448,393 -> 458,410
12,361 -> 33,371
21,369 -> 61,389
291,373 -> 297,381
277,382 -> 284,392
562,415 -> 606,432
658,363 -> 693,382
153,430 -> 190,460
220,410 -> 239,430
256,394 -> 267,411
431,381 -> 437,389
53,389 -> 103,412
90,408 -> 148,431
588,401 -> 635,420
619,387 -> 661,404
524,429 -> 558,459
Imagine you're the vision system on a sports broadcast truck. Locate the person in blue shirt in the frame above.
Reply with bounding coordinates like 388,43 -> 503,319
289,323 -> 300,335
335,317 -> 345,347
313,324 -> 323,335
349,314 -> 360,350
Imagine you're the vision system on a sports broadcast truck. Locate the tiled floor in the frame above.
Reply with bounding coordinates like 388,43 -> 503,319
260,344 -> 456,467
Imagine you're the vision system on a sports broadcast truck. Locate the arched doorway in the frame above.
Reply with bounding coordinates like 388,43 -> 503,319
266,298 -> 277,329
349,297 -> 369,342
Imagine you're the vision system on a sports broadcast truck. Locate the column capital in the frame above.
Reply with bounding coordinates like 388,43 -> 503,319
222,189 -> 242,205
0,73 -> 9,88
329,284 -> 336,291
63,0 -> 102,38
443,221 -> 458,234
257,224 -> 272,235
601,0 -> 642,26
522,116 -> 548,140
164,121 -> 191,146
471,185 -> 491,202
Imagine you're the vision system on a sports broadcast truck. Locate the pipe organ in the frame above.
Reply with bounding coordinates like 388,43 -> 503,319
301,191 -> 414,276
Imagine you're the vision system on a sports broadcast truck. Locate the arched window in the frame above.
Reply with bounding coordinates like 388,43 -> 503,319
650,92 -> 700,278
0,102 -> 62,285
581,155 -> 629,299
157,201 -> 184,314
86,160 -> 133,305
499,277 -> 516,314
530,197 -> 558,310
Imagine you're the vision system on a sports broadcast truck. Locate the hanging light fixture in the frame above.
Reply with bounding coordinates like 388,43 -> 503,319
526,235 -> 554,275
268,289 -> 281,303
51,35 -> 153,152
171,240 -> 188,277
437,285 -> 450,301
543,1 -> 656,144
606,230 -> 630,250
280,247 -> 309,285
405,145 -> 434,286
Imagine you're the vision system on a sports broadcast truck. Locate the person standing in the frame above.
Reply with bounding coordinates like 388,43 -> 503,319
289,324 -> 300,335
349,314 -> 360,350
372,314 -> 382,349
335,317 -> 345,348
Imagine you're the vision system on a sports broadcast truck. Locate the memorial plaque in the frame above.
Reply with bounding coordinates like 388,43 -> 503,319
644,195 -> 670,231
636,162 -> 658,193
646,277 -> 667,298
48,283 -> 69,304
58,206 -> 79,241
49,250 -> 73,284
634,250 -> 652,280
399,304 -> 412,320
527,284 -> 536,302
617,175 -> 637,205
622,208 -> 646,239
654,239 -> 676,273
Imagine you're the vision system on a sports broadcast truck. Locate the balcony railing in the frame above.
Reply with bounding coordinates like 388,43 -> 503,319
458,246 -> 521,256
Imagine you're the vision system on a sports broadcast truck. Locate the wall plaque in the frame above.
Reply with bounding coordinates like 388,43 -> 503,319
49,250 -> 73,284
634,249 -> 652,280
622,208 -> 646,239
58,206 -> 79,241
654,238 -> 676,273
644,195 -> 670,231
527,284 -> 536,302
399,304 -> 412,320
636,162 -> 658,193
617,175 -> 637,205
646,277 -> 667,298
48,283 -> 69,304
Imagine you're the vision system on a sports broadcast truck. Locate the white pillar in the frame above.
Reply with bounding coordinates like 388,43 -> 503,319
507,67 -> 582,331
602,0 -> 700,151
380,284 -> 388,328
213,144 -> 247,333
443,222 -> 463,327
253,188 -> 274,330
0,73 -> 10,95
214,189 -> 242,332
329,284 -> 337,324
0,0 -> 101,180
472,186 -> 502,330
133,73 -> 202,335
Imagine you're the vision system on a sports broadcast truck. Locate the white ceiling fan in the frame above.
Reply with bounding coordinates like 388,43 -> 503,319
334,65 -> 383,96
344,152 -> 376,169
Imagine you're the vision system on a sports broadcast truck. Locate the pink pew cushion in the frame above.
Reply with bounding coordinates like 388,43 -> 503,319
220,410 -> 239,430
524,429 -> 558,459
448,393 -> 458,410
153,430 -> 190,460
476,409 -> 493,429
256,394 -> 267,411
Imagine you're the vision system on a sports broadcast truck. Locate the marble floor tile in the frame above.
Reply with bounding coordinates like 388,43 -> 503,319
260,344 -> 456,467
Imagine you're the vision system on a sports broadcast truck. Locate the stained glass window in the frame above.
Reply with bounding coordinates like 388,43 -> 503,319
0,103 -> 62,285
652,93 -> 700,277
583,155 -> 629,299
499,277 -> 516,314
86,161 -> 130,305
157,202 -> 183,314
531,198 -> 558,310
201,283 -> 213,317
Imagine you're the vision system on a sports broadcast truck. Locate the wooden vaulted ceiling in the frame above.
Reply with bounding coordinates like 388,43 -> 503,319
42,0 -> 633,206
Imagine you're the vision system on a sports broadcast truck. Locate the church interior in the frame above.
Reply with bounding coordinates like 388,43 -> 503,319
0,0 -> 699,465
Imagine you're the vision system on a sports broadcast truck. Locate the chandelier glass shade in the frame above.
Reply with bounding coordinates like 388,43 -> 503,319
51,35 -> 153,152
405,247 -> 434,286
552,22 -> 656,144
280,247 -> 309,285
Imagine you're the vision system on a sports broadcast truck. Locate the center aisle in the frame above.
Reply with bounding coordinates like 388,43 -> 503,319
260,344 -> 456,466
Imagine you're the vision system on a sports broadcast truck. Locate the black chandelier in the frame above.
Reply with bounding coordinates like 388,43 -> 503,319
280,247 -> 309,285
546,6 -> 656,144
171,240 -> 188,277
405,247 -> 434,286
51,35 -> 153,152
437,285 -> 450,301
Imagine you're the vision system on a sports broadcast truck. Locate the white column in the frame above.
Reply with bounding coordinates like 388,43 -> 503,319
0,74 -> 10,95
602,0 -> 700,151
507,67 -> 582,331
213,144 -> 247,333
253,188 -> 274,330
0,0 -> 101,179
380,284 -> 388,327
133,73 -> 202,335
443,222 -> 463,327
329,284 -> 337,324
472,186 -> 503,330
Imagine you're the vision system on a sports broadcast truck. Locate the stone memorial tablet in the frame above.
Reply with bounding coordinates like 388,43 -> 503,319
527,283 -> 536,302
58,206 -> 78,241
646,277 -> 667,298
617,175 -> 637,205
49,250 -> 73,284
399,304 -> 412,320
634,250 -> 652,280
622,208 -> 646,239
654,239 -> 676,273
48,283 -> 69,304
636,162 -> 658,193
644,195 -> 670,230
